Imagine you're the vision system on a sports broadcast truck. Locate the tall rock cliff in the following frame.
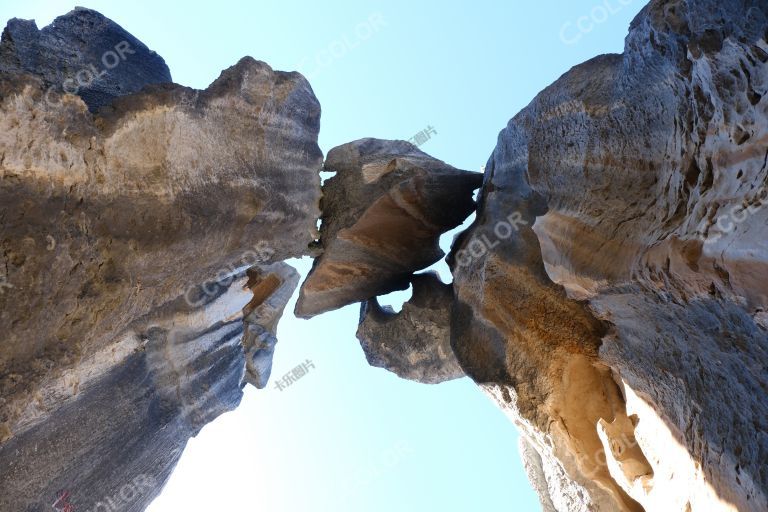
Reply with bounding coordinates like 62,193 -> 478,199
448,1 -> 767,510
0,8 -> 319,511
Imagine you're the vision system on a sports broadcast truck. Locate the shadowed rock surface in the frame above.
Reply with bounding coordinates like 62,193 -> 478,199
357,272 -> 463,384
295,138 -> 482,318
0,265 -> 298,512
448,1 -> 768,510
0,7 -> 172,111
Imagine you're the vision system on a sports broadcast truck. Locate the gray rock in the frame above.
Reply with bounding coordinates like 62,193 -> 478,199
0,53 -> 322,442
0,8 -> 320,511
0,7 -> 172,111
295,138 -> 482,318
357,272 -> 464,384
0,267 -> 292,512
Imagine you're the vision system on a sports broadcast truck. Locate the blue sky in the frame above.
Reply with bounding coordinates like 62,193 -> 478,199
0,1 -> 645,510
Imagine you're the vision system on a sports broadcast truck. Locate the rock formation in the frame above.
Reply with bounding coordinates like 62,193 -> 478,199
242,263 -> 301,388
2,1 -> 767,512
447,1 -> 768,510
295,138 -> 482,318
0,7 -> 172,111
0,7 -> 319,511
357,271 -> 463,384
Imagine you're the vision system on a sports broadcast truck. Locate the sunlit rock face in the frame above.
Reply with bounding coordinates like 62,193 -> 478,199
295,138 -> 482,318
0,8 -> 319,511
0,18 -> 321,437
450,0 -> 768,510
357,271 -> 464,384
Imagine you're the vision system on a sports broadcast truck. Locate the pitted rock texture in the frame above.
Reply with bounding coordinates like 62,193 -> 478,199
0,7 -> 171,111
449,1 -> 768,511
0,264 -> 297,512
295,138 -> 482,318
357,271 -> 464,384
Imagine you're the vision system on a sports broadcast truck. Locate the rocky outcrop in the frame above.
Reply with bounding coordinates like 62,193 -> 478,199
295,138 -> 482,318
242,263 -> 301,388
448,1 -> 768,511
0,31 -> 321,438
357,272 -> 463,384
0,8 -> 320,511
0,7 -> 172,111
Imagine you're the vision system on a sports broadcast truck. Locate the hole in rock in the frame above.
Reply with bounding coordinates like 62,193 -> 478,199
375,284 -> 413,313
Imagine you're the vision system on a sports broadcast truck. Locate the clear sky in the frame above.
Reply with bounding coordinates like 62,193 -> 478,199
0,1 -> 645,510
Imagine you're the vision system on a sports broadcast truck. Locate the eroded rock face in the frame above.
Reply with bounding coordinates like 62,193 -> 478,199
0,8 -> 320,511
449,1 -> 768,511
0,7 -> 172,111
295,138 -> 482,318
0,51 -> 321,442
357,272 -> 464,384
0,265 -> 298,512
